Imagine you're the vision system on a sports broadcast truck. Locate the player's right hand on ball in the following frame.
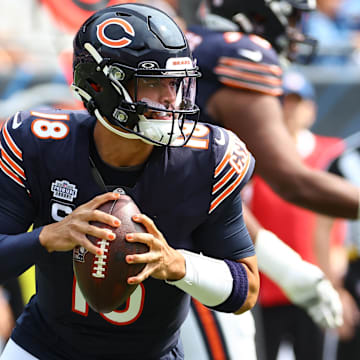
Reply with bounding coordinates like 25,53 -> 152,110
39,192 -> 121,255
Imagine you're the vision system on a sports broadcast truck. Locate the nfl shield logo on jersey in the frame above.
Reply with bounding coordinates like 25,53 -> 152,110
73,246 -> 88,263
51,180 -> 78,202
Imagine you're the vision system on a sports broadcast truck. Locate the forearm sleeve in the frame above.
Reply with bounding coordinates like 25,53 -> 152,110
0,227 -> 47,283
166,250 -> 249,313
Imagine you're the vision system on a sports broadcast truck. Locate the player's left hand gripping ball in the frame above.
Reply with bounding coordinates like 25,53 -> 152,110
73,195 -> 149,313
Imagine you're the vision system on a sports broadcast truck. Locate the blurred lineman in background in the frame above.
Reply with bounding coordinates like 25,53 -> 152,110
180,0 -> 360,358
249,70 -> 346,360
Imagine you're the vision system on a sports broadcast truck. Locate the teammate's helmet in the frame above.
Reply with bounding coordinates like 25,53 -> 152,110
72,3 -> 201,146
207,0 -> 317,62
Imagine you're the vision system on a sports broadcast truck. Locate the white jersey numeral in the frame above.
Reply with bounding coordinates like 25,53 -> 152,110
31,119 -> 69,139
72,277 -> 145,325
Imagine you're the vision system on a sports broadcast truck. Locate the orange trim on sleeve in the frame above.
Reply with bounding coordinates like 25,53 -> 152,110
218,77 -> 283,96
0,158 -> 24,187
3,123 -> 22,161
212,167 -> 236,194
1,147 -> 25,178
219,57 -> 282,76
210,154 -> 251,213
215,65 -> 282,86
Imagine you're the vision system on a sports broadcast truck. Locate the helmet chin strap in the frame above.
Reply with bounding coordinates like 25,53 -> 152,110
94,109 -> 152,143
95,109 -> 181,146
70,83 -> 143,140
71,84 -> 180,146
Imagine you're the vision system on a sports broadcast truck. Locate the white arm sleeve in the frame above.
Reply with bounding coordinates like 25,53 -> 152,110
255,229 -> 323,299
166,250 -> 233,307
255,229 -> 343,328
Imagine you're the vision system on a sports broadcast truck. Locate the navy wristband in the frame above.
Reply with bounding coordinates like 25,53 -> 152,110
208,259 -> 248,313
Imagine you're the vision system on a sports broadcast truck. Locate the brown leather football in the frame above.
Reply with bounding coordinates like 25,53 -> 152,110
73,194 -> 149,313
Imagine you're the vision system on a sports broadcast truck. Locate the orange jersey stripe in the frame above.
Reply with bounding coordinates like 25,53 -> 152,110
212,167 -> 236,194
210,172 -> 243,213
219,57 -> 282,76
0,158 -> 24,187
210,154 -> 251,213
3,123 -> 22,161
192,299 -> 227,360
215,145 -> 231,178
1,147 -> 25,179
218,77 -> 283,96
215,65 -> 282,86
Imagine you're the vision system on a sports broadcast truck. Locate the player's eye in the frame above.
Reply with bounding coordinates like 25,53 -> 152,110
140,78 -> 161,88
169,79 -> 181,89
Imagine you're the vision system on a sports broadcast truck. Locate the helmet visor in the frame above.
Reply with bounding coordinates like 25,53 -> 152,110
131,70 -> 198,121
106,62 -> 200,146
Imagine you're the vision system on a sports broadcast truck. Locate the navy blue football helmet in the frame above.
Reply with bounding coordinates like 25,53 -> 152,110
207,0 -> 317,62
72,3 -> 201,146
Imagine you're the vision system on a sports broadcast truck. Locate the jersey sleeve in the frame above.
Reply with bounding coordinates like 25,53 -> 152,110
0,113 -> 34,226
0,113 -> 28,191
214,33 -> 283,96
190,126 -> 255,260
0,112 -> 47,282
209,126 -> 255,214
194,193 -> 255,260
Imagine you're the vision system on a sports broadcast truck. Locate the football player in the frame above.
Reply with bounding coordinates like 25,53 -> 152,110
181,0 -> 356,358
189,0 -> 360,220
0,4 -> 259,360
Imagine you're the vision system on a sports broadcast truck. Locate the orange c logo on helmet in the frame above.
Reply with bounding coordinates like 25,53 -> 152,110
96,18 -> 135,48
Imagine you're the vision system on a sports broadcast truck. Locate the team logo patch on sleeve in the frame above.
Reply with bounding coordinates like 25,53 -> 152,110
51,180 -> 78,202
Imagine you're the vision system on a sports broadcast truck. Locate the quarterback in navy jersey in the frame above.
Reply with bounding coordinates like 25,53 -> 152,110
0,4 -> 259,360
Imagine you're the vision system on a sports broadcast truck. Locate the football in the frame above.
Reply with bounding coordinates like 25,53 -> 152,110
73,194 -> 149,313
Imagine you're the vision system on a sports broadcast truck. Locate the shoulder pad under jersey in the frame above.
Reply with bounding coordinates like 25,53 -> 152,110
189,26 -> 283,96
215,33 -> 283,96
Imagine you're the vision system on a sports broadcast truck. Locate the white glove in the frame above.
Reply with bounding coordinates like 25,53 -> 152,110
300,277 -> 343,329
255,229 -> 343,329
282,262 -> 343,329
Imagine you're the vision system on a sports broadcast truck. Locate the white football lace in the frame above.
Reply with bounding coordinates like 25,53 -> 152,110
92,239 -> 110,278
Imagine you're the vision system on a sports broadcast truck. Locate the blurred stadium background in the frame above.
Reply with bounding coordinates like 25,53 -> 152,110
0,1 -> 359,359
0,0 -> 359,137
1,0 -> 360,349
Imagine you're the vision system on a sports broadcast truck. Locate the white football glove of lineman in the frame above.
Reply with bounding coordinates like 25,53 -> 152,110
255,229 -> 343,329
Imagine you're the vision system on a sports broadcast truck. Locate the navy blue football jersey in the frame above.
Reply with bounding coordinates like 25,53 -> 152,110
0,109 -> 255,359
186,26 -> 283,124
